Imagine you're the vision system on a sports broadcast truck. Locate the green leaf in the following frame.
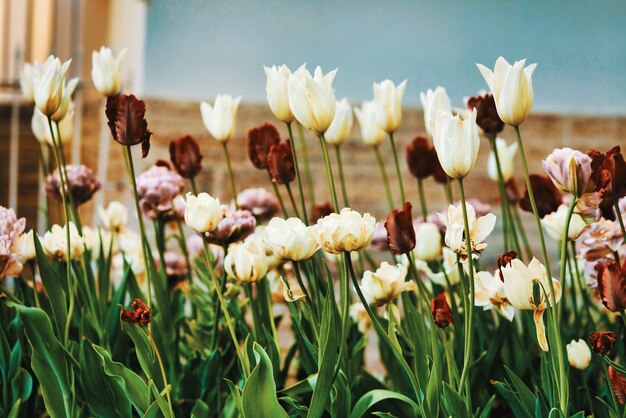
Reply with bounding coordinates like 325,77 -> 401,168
33,234 -> 67,338
350,389 -> 419,418
225,378 -> 243,416
121,321 -> 164,388
492,380 -> 532,418
280,374 -> 317,397
10,369 -> 33,405
7,399 -> 21,418
149,379 -> 174,418
505,366 -> 537,417
241,342 -> 288,418
191,400 -> 210,418
442,383 -> 470,418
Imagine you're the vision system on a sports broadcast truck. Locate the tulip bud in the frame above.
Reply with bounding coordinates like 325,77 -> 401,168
405,136 -> 436,180
373,79 -> 407,134
361,262 -> 413,306
430,293 -> 453,328
487,138 -> 518,182
543,148 -> 595,197
466,93 -> 504,137
519,174 -> 562,218
324,98 -> 353,146
106,94 -> 152,157
566,339 -> 591,370
589,331 -> 616,355
541,204 -> 589,242
264,64 -> 294,123
420,86 -> 451,138
476,57 -> 537,127
51,77 -> 79,122
92,46 -> 126,97
316,208 -> 377,254
200,94 -> 242,143
20,62 -> 39,103
267,140 -> 295,184
595,259 -> 626,313
414,223 -> 441,262
99,201 -> 128,232
33,56 -> 71,116
288,65 -> 337,134
183,193 -> 221,233
169,135 -> 203,179
42,222 -> 85,261
32,106 -> 74,146
224,237 -> 269,283
264,217 -> 320,261
433,109 -> 480,179
385,202 -> 416,255
588,146 -> 626,201
247,123 -> 280,170
354,101 -> 386,147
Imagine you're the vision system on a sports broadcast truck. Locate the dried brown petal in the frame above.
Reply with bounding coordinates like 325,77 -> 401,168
608,366 -> 626,405
596,259 -> 626,313
106,94 -> 152,158
430,293 -> 453,328
405,136 -> 435,179
385,202 -> 416,255
519,174 -> 562,218
589,331 -> 616,355
267,139 -> 295,185
466,93 -> 504,137
120,298 -> 151,326
589,146 -> 626,201
248,123 -> 280,170
311,201 -> 334,224
497,250 -> 517,281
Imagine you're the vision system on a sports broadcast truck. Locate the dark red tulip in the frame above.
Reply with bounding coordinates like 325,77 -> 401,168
496,250 -> 517,281
432,154 -> 449,184
311,201 -> 334,223
519,174 -> 562,218
505,178 -> 521,204
106,94 -> 152,158
589,331 -> 616,355
267,139 -> 295,185
169,135 -> 203,178
596,259 -> 626,313
385,202 -> 416,255
589,146 -> 626,201
120,298 -> 151,326
430,293 -> 453,328
609,366 -> 626,405
248,123 -> 280,170
406,136 -> 436,179
466,93 -> 504,137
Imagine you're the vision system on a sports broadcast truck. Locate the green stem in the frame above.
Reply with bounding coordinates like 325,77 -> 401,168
513,206 -> 533,261
318,133 -> 339,211
291,261 -> 311,303
388,132 -> 406,204
189,176 -> 199,195
489,137 -> 512,251
335,145 -> 349,207
222,142 -> 238,208
285,183 -> 301,220
373,146 -> 395,211
297,123 -> 316,208
444,178 -> 454,204
267,171 -> 289,218
417,178 -> 428,219
286,122 -> 309,224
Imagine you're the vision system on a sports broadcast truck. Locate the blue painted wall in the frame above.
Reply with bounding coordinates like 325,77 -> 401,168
145,0 -> 626,114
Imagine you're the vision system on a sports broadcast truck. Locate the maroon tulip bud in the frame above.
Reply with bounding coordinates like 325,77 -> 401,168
430,293 -> 453,328
45,165 -> 101,205
595,259 -> 626,313
589,331 -> 616,355
106,94 -> 152,158
608,366 -> 626,405
385,202 -> 416,255
505,178 -> 521,204
267,139 -> 295,185
496,250 -> 517,281
248,123 -> 280,170
406,136 -> 436,179
466,93 -> 504,137
519,174 -> 562,218
311,201 -> 334,224
120,298 -> 151,326
431,154 -> 450,184
169,135 -> 203,179
589,146 -> 626,201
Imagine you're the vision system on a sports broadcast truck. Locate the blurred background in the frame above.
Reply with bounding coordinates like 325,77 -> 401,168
1,0 -> 625,240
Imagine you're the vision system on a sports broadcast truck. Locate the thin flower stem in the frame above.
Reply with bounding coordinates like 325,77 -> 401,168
297,123 -> 316,208
558,198 -> 578,321
388,132 -> 406,204
189,176 -> 199,195
614,198 -> 626,238
148,329 -> 173,413
286,122 -> 309,224
267,171 -> 289,218
285,183 -> 301,219
417,178 -> 428,219
54,122 -> 81,233
335,145 -> 350,207
291,261 -> 311,303
512,206 -> 533,261
318,133 -> 339,211
489,137 -> 512,251
222,142 -> 238,208
373,146 -> 395,211
444,178 -> 454,204
176,219 -> 192,281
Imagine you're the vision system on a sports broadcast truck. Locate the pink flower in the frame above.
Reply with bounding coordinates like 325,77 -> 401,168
45,164 -> 101,205
543,148 -> 594,197
136,161 -> 185,220
203,205 -> 256,246
0,206 -> 26,279
236,188 -> 280,222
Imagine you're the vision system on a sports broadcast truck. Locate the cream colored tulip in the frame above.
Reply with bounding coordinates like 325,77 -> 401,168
324,98 -> 353,146
420,86 -> 451,137
566,339 -> 591,370
42,222 -> 84,261
200,94 -> 242,142
98,201 -> 128,232
474,270 -> 515,321
373,79 -> 407,134
20,62 -> 40,102
487,138 -> 518,182
476,57 -> 537,127
92,46 -> 126,97
263,217 -> 319,261
183,192 -> 221,233
224,237 -> 269,283
433,109 -> 480,179
51,78 -> 79,122
542,147 -> 594,198
415,247 -> 460,287
413,222 -> 442,262
32,103 -> 74,146
361,262 -> 414,306
12,230 -> 36,264
541,204 -> 589,242
264,64 -> 293,123
288,65 -> 337,134
316,208 -> 377,254
33,56 -> 71,116
354,101 -> 386,147
438,202 -> 496,260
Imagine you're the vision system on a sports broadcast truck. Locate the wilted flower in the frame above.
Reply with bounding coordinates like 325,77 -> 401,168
543,148 -> 594,197
264,64 -> 294,123
541,204 -> 589,242
501,258 -> 562,351
106,94 -> 152,157
267,139 -> 295,185
120,298 -> 151,326
316,208 -> 377,254
466,93 -> 504,137
92,46 -> 126,97
406,136 -> 436,180
224,236 -> 268,283
204,206 -> 256,246
430,293 -> 453,328
519,174 -> 562,218
288,65 -> 337,134
200,94 -> 242,143
487,138 -> 518,182
413,222 -> 442,262
33,56 -> 71,116
311,202 -> 334,224
169,135 -> 203,179
385,202 -> 416,255
608,367 -> 626,405
45,165 -> 101,205
433,109 -> 481,179
361,262 -> 413,306
474,271 -> 514,321
237,188 -> 280,222
248,123 -> 280,170
99,201 -> 128,233
578,219 -> 623,261
42,222 -> 85,261
566,339 -> 591,370
589,146 -> 626,201
496,250 -> 518,281
184,192 -> 221,233
595,259 -> 626,313
354,101 -> 386,147
438,202 -> 496,260
263,217 -> 319,261
324,98 -> 353,146
476,57 -> 537,127
136,162 -> 185,220
373,79 -> 407,134
420,86 -> 451,137
589,331 -> 616,355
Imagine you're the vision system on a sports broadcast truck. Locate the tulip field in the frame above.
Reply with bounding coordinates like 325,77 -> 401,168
1,50 -> 626,418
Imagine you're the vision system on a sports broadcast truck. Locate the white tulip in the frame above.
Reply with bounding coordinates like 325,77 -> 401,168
33,56 -> 71,116
361,262 -> 414,306
183,193 -> 221,233
264,64 -> 293,123
433,109 -> 481,179
20,62 -> 40,102
438,202 -> 496,260
32,105 -> 74,146
316,208 -> 377,254
12,230 -> 36,264
41,222 -> 84,261
224,237 -> 269,283
51,77 -> 79,122
288,65 -> 337,134
373,79 -> 407,134
200,94 -> 242,142
541,204 -> 589,242
263,217 -> 319,261
354,101 -> 386,147
413,222 -> 441,262
566,339 -> 591,370
420,86 -> 451,137
476,57 -> 537,127
91,46 -> 126,97
415,247 -> 460,287
324,98 -> 353,145
98,201 -> 128,232
474,270 -> 515,321
487,138 -> 518,182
